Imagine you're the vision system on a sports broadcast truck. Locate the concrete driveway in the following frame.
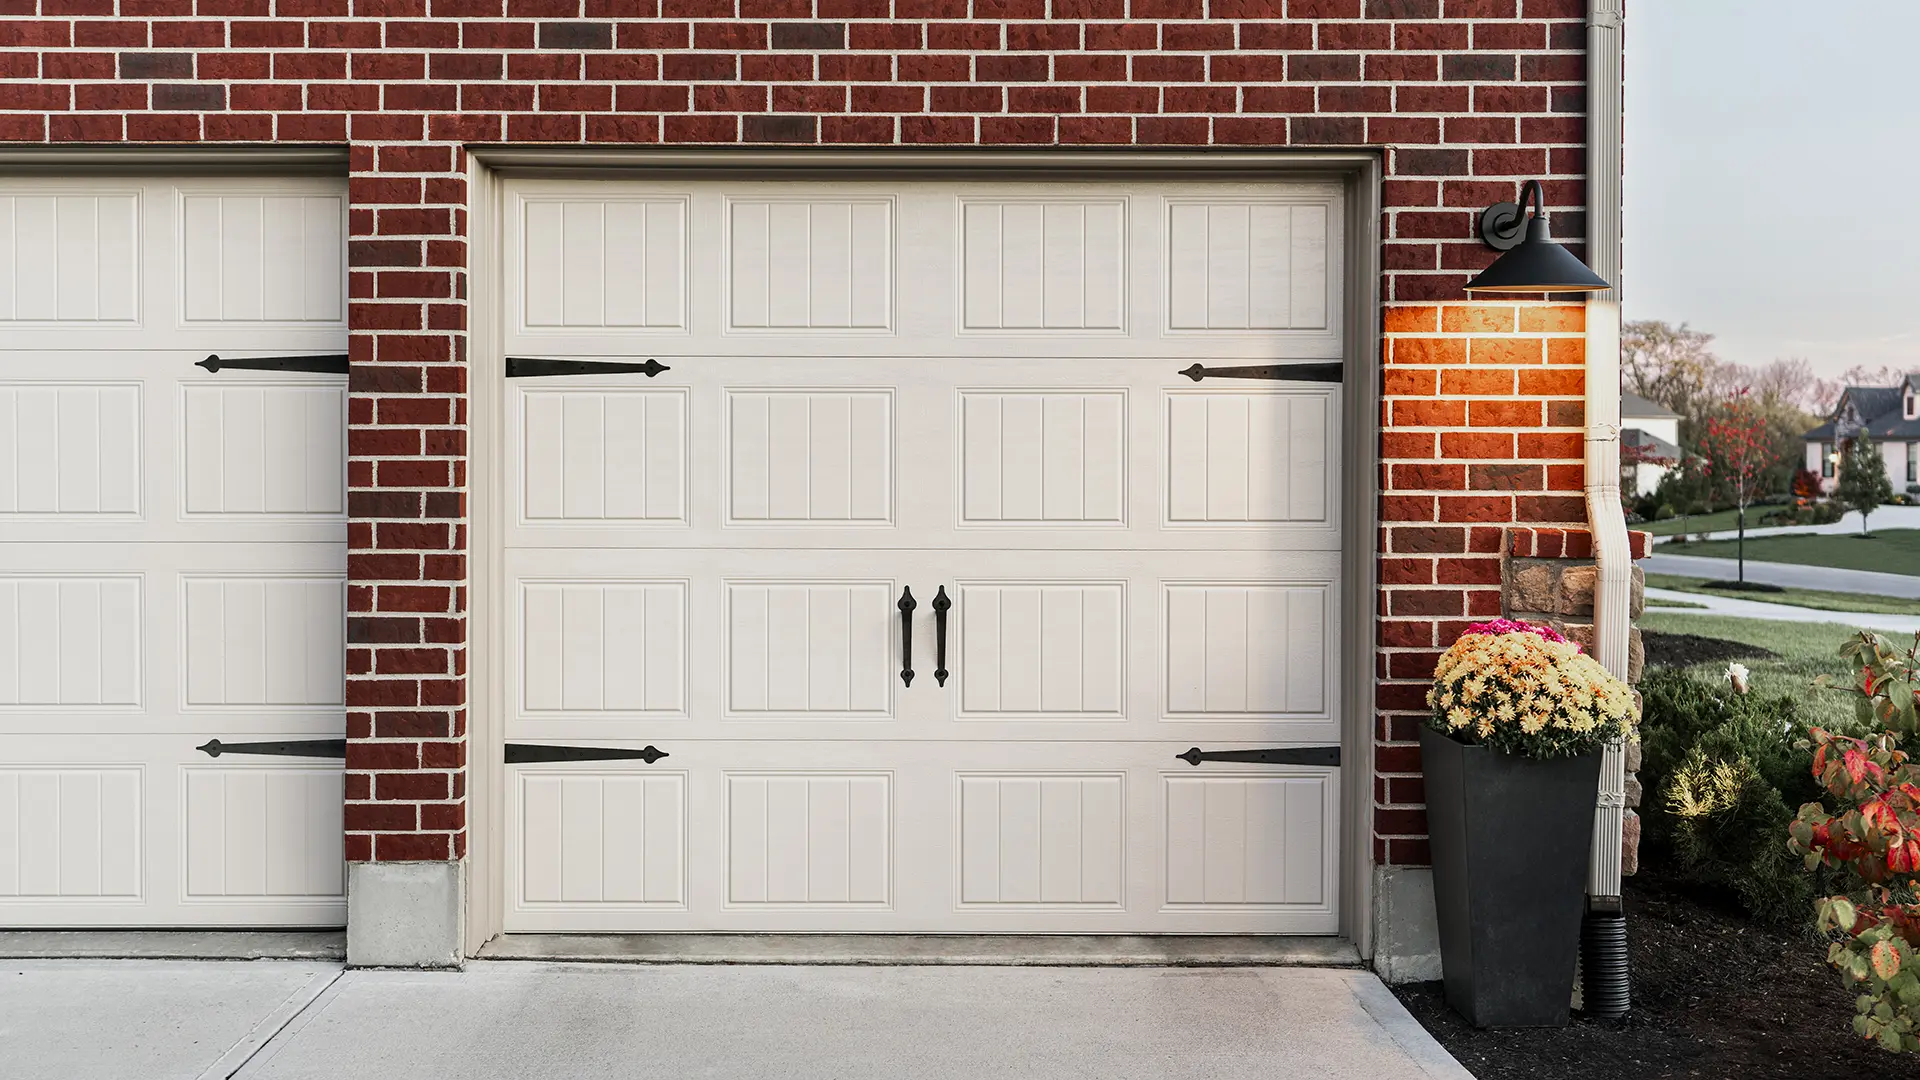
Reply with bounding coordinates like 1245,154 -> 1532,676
1,959 -> 1470,1080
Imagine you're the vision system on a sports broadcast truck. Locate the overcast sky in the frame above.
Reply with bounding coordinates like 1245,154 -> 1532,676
1624,2 -> 1920,378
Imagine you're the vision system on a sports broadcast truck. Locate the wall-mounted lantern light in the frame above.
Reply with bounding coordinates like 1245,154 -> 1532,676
1463,179 -> 1613,294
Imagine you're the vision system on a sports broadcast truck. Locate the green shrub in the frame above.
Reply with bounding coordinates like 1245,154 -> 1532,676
1637,667 -> 1839,925
1654,503 -> 1675,521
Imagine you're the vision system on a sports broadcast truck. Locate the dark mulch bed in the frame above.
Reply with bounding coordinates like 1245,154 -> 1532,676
1642,631 -> 1780,669
1393,868 -> 1920,1079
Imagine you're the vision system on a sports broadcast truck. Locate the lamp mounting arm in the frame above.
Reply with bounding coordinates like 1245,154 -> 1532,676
1479,179 -> 1548,252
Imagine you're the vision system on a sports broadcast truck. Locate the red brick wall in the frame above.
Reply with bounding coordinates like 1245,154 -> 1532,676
1,0 -> 1594,868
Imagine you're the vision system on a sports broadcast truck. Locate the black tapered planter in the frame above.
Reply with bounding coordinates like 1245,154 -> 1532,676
1421,727 -> 1601,1028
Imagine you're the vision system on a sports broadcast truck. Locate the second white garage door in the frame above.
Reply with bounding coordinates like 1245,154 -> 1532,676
498,178 -> 1346,933
0,177 -> 348,927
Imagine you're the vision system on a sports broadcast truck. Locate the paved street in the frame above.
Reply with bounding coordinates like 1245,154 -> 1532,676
1641,553 -> 1920,598
1,959 -> 1470,1080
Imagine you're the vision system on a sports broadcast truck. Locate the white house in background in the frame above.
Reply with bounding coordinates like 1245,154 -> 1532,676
1620,391 -> 1682,496
1802,378 -> 1920,495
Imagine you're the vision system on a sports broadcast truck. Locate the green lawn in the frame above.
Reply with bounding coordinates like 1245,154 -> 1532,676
1640,508 -> 1750,536
1660,529 -> 1920,577
1642,573 -> 1920,616
1637,612 -> 1878,731
1643,596 -> 1708,609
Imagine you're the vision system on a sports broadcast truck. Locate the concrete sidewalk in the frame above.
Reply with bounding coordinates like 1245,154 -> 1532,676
1641,553 -> 1920,598
0,959 -> 1471,1080
1648,504 -> 1920,545
1644,586 -> 1920,635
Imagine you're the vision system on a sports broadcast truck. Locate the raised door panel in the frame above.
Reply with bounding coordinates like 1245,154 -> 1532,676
725,773 -> 890,907
0,768 -> 142,899
180,193 -> 345,325
727,199 -> 892,331
1163,773 -> 1332,910
962,199 -> 1125,331
959,390 -> 1126,526
1164,583 -> 1331,720
956,582 -> 1125,719
1167,200 -> 1331,332
520,197 -> 689,331
0,383 -> 142,518
518,387 -> 688,525
0,575 -> 141,708
181,576 -> 345,709
182,767 -> 343,900
724,389 -> 893,526
181,383 -> 345,517
0,193 -> 139,325
515,770 -> 688,909
518,579 -> 688,719
957,773 -> 1124,908
724,581 -> 894,719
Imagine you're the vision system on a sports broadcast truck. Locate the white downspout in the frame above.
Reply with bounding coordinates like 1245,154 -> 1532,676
1586,0 -> 1630,904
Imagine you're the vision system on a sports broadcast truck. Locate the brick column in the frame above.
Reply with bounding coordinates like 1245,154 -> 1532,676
343,143 -> 471,868
1374,301 -> 1590,868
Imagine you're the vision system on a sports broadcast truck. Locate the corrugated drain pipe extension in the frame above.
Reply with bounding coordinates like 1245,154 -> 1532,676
1582,0 -> 1632,1020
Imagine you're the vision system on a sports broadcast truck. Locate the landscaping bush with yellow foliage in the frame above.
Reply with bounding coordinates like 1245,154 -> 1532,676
1425,619 -> 1636,758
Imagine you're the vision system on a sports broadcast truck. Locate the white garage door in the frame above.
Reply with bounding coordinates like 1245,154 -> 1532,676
500,178 -> 1345,933
0,177 -> 348,927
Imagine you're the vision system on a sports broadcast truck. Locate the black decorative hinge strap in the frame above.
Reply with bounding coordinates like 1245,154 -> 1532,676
505,743 -> 668,764
1178,363 -> 1343,384
197,354 -> 349,375
1176,746 -> 1342,767
506,357 -> 669,378
196,738 -> 347,759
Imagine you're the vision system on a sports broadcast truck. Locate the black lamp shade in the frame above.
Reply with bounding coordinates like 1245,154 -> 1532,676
1464,217 -> 1611,294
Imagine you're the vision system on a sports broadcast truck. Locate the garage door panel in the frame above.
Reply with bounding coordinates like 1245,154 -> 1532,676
181,575 -> 345,709
958,772 -> 1126,909
0,574 -> 142,710
0,382 -> 143,516
0,737 -> 345,926
503,363 -> 1337,553
507,180 -> 1342,360
513,769 -> 689,911
0,191 -> 141,325
724,580 -> 894,718
183,765 -> 343,900
518,386 -> 688,524
724,771 -> 891,908
181,380 -> 345,517
503,744 -> 1335,933
956,581 -> 1126,719
1163,772 -> 1333,910
1164,582 -> 1333,720
0,765 -> 143,901
179,190 -> 347,327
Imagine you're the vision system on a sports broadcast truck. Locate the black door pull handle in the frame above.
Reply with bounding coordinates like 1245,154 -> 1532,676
897,586 -> 917,687
932,586 -> 951,687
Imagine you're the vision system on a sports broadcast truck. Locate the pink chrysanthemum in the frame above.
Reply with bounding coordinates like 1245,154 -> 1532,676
1463,618 -> 1574,648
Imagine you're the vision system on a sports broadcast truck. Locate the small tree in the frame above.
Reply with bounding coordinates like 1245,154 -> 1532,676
1697,389 -> 1776,584
1839,433 -> 1896,536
